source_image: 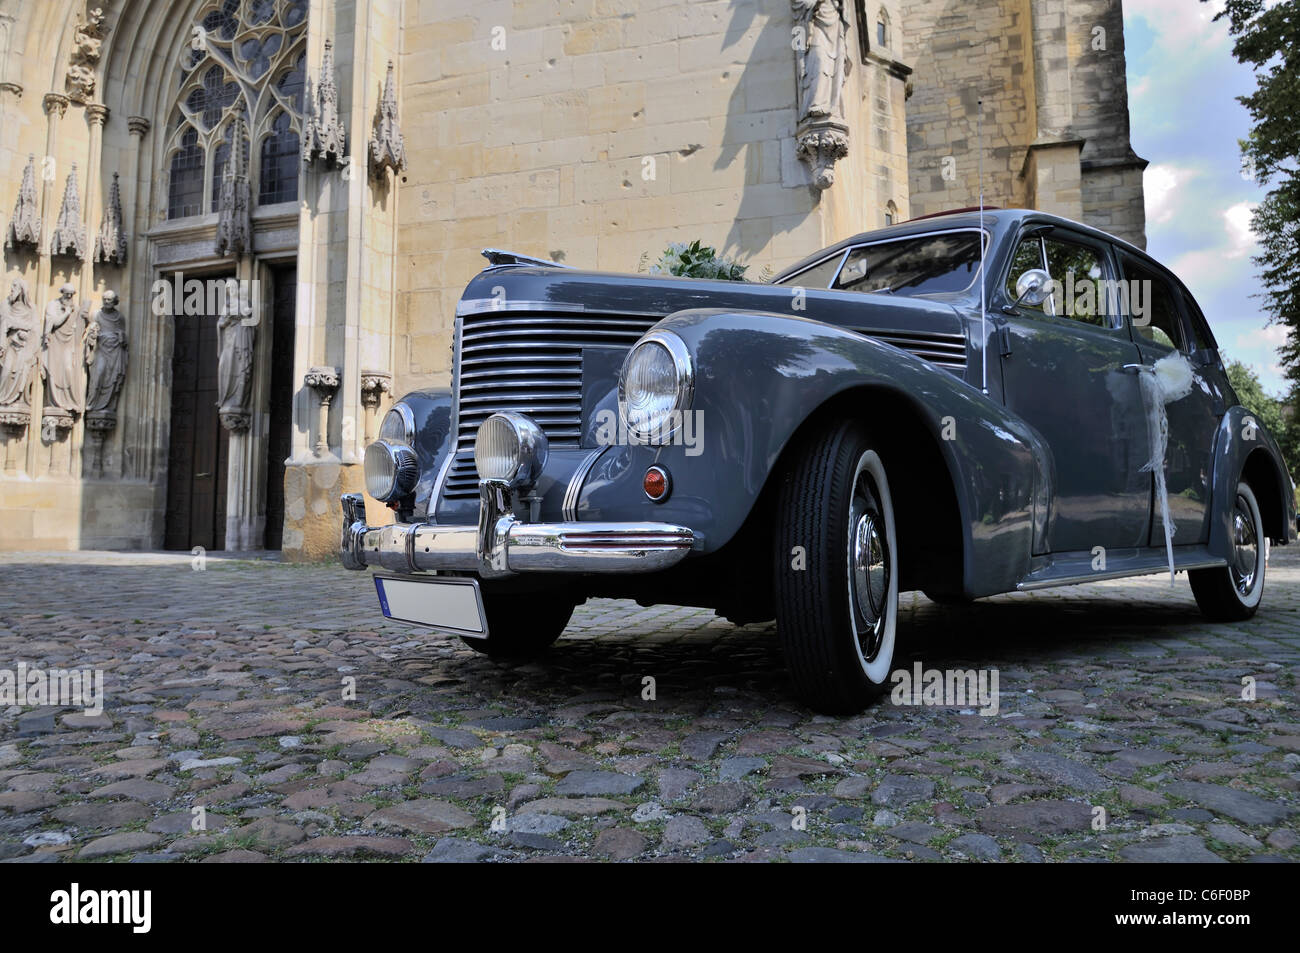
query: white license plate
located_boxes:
[373,574,488,638]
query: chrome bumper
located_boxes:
[340,484,695,577]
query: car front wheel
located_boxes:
[774,420,899,714]
[1189,480,1267,621]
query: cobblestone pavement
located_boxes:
[1,546,1297,863]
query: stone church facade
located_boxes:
[0,0,1144,558]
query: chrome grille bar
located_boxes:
[443,311,658,499]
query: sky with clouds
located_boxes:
[1124,0,1290,396]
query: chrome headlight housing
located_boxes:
[378,402,415,444]
[474,412,549,489]
[618,329,694,441]
[364,439,418,502]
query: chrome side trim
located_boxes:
[423,316,462,517]
[1016,557,1226,591]
[455,299,666,318]
[457,299,589,317]
[564,447,606,521]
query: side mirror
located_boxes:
[1013,269,1052,308]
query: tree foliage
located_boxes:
[1213,0,1300,384]
[1226,359,1299,482]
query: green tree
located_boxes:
[1225,359,1299,481]
[1213,0,1300,385]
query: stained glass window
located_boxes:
[259,112,300,205]
[164,0,306,221]
[167,128,204,219]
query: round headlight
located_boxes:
[474,412,549,488]
[378,402,415,444]
[364,439,418,501]
[618,330,693,440]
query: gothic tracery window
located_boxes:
[259,111,300,204]
[165,0,308,220]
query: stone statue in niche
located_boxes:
[84,289,127,432]
[41,283,87,415]
[793,0,850,120]
[216,289,255,433]
[0,278,38,413]
[792,0,851,190]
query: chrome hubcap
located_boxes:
[848,472,890,662]
[1230,493,1258,597]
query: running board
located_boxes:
[1016,546,1227,592]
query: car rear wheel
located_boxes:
[1189,480,1266,622]
[459,589,574,659]
[774,420,899,714]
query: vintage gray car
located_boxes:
[341,208,1295,714]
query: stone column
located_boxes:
[119,115,150,481]
[306,366,340,457]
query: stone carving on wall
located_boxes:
[5,154,40,250]
[305,366,340,456]
[302,39,346,168]
[792,0,851,190]
[66,6,109,103]
[216,292,255,433]
[368,61,406,180]
[360,369,391,442]
[0,278,38,425]
[215,118,251,258]
[94,171,127,266]
[49,164,87,260]
[83,290,127,433]
[39,284,88,440]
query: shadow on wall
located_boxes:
[714,0,817,263]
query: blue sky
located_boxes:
[1124,0,1289,395]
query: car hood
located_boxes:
[455,266,969,346]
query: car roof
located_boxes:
[771,208,1154,282]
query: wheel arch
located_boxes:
[760,385,966,597]
[1210,406,1296,552]
[1242,447,1287,543]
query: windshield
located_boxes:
[777,231,985,297]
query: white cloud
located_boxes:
[1234,324,1288,351]
[1144,164,1196,226]
[1223,201,1257,258]
[1127,0,1227,50]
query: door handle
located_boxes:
[195,472,211,478]
[1121,363,1148,373]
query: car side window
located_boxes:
[1006,234,1110,327]
[784,253,842,289]
[1180,289,1216,353]
[1121,256,1184,352]
[1042,237,1109,326]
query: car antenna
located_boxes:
[977,96,988,396]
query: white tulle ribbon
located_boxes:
[1134,353,1196,584]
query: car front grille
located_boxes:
[441,311,659,499]
[440,312,968,501]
